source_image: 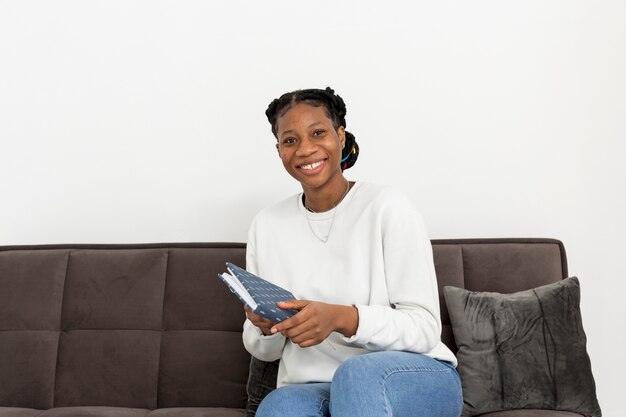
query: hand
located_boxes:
[244,306,276,336]
[270,300,358,348]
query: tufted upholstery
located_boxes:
[0,239,569,417]
[0,244,249,416]
[432,238,567,353]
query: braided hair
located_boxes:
[265,87,360,171]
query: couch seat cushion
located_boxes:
[0,408,246,417]
[0,407,150,417]
[148,408,245,417]
[0,408,46,417]
[480,410,584,417]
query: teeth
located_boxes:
[301,161,323,170]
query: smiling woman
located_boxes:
[266,88,359,213]
[275,102,347,206]
[242,87,462,417]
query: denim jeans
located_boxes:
[256,351,463,417]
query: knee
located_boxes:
[332,354,371,388]
[256,384,329,417]
[256,388,294,417]
[331,353,463,417]
[332,351,402,388]
[332,352,402,399]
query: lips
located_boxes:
[297,158,327,175]
[300,160,323,170]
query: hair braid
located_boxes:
[265,87,360,171]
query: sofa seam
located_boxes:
[155,248,170,409]
[459,245,466,289]
[51,249,71,408]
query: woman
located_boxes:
[243,87,462,417]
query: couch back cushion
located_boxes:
[0,239,567,409]
[432,239,568,351]
[0,244,248,410]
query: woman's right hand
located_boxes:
[244,306,276,336]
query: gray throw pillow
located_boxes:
[444,277,601,417]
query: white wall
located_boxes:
[1,1,623,414]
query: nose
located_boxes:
[295,136,317,157]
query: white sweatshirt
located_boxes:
[242,182,456,387]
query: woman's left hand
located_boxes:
[271,300,358,348]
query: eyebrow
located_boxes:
[280,122,324,137]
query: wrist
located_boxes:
[334,304,359,338]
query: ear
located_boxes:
[338,126,346,149]
[275,142,280,157]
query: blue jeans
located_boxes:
[256,351,463,417]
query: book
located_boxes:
[217,262,298,323]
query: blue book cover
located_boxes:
[217,262,298,323]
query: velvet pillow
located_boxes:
[444,277,601,417]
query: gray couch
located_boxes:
[0,239,585,416]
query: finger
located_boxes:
[276,299,311,310]
[287,326,325,344]
[298,338,323,348]
[270,308,310,334]
[246,312,273,328]
[292,333,326,348]
[245,309,267,322]
[252,319,271,329]
[258,317,275,327]
[281,320,318,340]
[271,318,296,334]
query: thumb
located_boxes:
[277,299,310,310]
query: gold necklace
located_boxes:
[303,181,351,243]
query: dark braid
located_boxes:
[265,87,360,171]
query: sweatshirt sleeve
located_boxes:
[343,191,442,353]
[241,215,286,362]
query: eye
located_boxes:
[313,129,325,137]
[282,137,296,145]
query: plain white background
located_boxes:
[1,1,623,414]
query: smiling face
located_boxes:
[275,102,346,193]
